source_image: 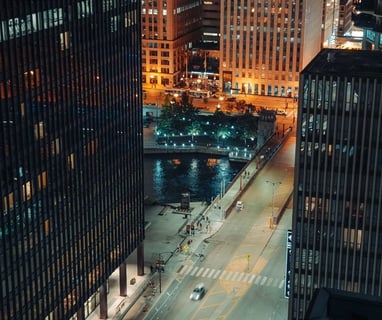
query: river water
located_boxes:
[144,153,245,204]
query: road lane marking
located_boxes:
[242,274,250,282]
[181,265,286,289]
[196,267,204,277]
[231,272,239,281]
[237,273,245,282]
[182,265,192,275]
[207,269,215,278]
[202,268,210,277]
[190,267,199,276]
[212,270,221,279]
[248,274,256,283]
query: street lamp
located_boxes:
[155,255,165,294]
[266,180,281,228]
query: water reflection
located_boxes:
[144,154,245,204]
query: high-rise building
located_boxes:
[200,0,220,49]
[352,0,382,50]
[0,1,144,319]
[321,0,339,47]
[337,0,353,37]
[290,48,382,319]
[219,0,323,97]
[141,0,203,89]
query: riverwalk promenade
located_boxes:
[87,125,293,320]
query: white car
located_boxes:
[190,283,206,300]
[236,201,244,210]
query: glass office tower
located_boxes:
[0,1,144,319]
[290,49,382,319]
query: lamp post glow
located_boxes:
[266,180,281,228]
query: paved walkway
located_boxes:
[87,128,293,320]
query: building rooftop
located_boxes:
[302,49,382,78]
[306,287,382,320]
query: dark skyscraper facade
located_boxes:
[290,49,382,319]
[0,1,144,319]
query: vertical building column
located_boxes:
[120,262,127,296]
[137,242,144,276]
[99,283,108,319]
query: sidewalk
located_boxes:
[87,130,291,320]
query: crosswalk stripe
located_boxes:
[213,270,221,279]
[228,271,236,281]
[207,269,215,278]
[231,272,239,281]
[182,266,284,288]
[223,271,231,280]
[196,267,204,277]
[237,273,246,282]
[190,267,199,276]
[260,276,268,286]
[242,273,250,282]
[183,265,192,275]
[202,268,210,277]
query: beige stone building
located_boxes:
[219,0,323,97]
[141,0,203,89]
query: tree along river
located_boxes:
[144,153,245,205]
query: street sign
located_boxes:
[284,229,292,299]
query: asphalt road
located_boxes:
[141,135,295,320]
[143,88,297,113]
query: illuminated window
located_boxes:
[22,181,32,201]
[343,228,362,249]
[87,139,97,155]
[38,171,47,190]
[51,138,60,155]
[77,0,93,18]
[3,192,14,212]
[34,121,44,139]
[103,0,116,12]
[68,153,75,170]
[110,16,119,32]
[20,102,25,117]
[60,31,70,50]
[44,219,50,235]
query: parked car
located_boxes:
[190,283,206,300]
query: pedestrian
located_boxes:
[191,224,195,236]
